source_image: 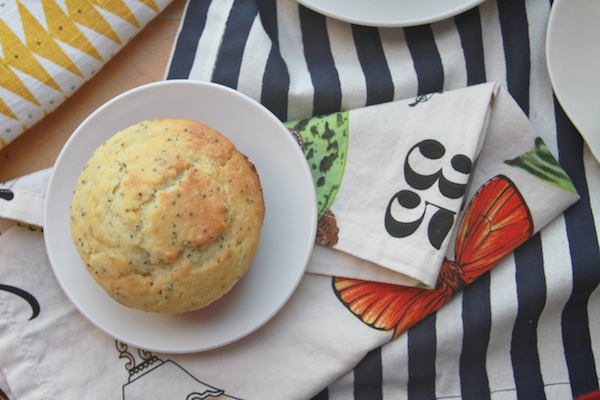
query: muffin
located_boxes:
[69,119,265,313]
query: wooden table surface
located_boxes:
[0,0,186,233]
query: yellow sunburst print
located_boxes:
[0,0,169,150]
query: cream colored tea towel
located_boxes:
[0,84,579,400]
[289,83,579,288]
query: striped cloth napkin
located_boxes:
[0,0,172,150]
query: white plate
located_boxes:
[44,81,317,354]
[296,0,486,27]
[547,0,600,163]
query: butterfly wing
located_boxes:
[455,175,534,283]
[333,274,454,339]
[332,175,534,340]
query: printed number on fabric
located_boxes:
[385,139,472,250]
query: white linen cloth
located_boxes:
[0,81,579,399]
[297,82,496,287]
[298,82,578,288]
[0,168,51,227]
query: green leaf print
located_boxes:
[504,137,577,195]
[285,111,349,214]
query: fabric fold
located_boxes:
[0,168,51,228]
[289,83,579,288]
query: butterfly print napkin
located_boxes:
[290,82,578,289]
[0,83,579,400]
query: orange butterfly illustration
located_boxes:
[333,175,534,340]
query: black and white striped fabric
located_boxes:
[165,0,600,398]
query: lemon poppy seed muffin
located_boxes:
[69,119,265,313]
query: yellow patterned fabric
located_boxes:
[0,0,172,149]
